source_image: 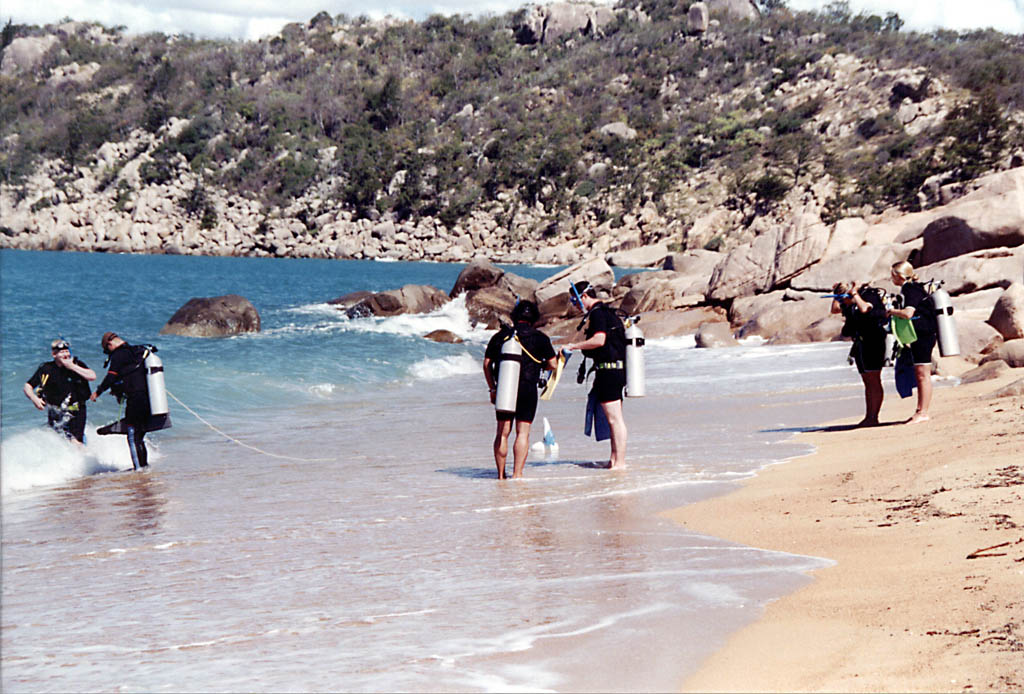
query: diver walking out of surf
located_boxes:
[23,338,96,444]
[91,332,171,469]
[483,300,558,479]
[563,281,630,470]
[830,282,888,427]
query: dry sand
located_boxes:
[667,369,1024,693]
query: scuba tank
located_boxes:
[928,284,960,357]
[624,317,646,397]
[143,347,169,415]
[494,334,522,415]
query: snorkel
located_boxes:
[568,281,585,311]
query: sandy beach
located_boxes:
[668,368,1024,693]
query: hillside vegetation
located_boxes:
[1,0,1022,259]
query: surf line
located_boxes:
[166,390,336,462]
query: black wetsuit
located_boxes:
[899,282,938,365]
[485,322,556,423]
[26,358,92,442]
[581,303,627,403]
[96,343,151,468]
[839,288,888,373]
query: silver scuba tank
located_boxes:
[624,319,646,397]
[144,349,169,415]
[494,336,522,415]
[930,286,960,357]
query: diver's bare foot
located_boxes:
[855,418,879,427]
[906,413,930,424]
[608,461,627,470]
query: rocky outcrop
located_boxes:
[1,36,60,75]
[159,294,261,337]
[688,2,710,32]
[345,284,449,318]
[986,282,1024,340]
[514,2,623,45]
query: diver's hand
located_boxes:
[31,396,46,410]
[90,392,99,402]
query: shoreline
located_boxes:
[666,370,1024,692]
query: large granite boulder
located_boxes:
[465,285,518,329]
[328,290,375,310]
[954,287,1006,321]
[1,36,60,76]
[624,307,728,339]
[688,2,709,32]
[450,258,504,297]
[955,316,1004,359]
[534,257,615,305]
[918,215,1024,266]
[980,339,1024,368]
[735,298,832,343]
[789,244,907,292]
[346,284,449,318]
[986,282,1024,340]
[822,218,869,260]
[606,241,668,267]
[160,294,261,337]
[707,231,777,300]
[771,209,831,286]
[919,246,1024,295]
[618,272,706,314]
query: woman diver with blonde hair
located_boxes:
[887,260,937,423]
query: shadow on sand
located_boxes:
[761,420,904,434]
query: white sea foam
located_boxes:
[345,294,492,343]
[1,426,136,494]
[408,353,479,380]
[308,382,336,397]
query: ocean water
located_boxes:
[1,249,866,692]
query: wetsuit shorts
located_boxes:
[909,330,937,365]
[496,382,540,423]
[591,368,625,403]
[851,338,886,374]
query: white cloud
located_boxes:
[786,0,1024,34]
[3,0,1023,40]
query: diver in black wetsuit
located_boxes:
[91,332,151,468]
[831,281,888,427]
[23,338,96,443]
[563,281,629,469]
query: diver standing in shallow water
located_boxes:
[831,281,888,427]
[23,338,96,443]
[91,332,152,468]
[483,300,558,479]
[563,281,629,469]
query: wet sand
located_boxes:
[667,369,1024,692]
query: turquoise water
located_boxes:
[1,249,865,692]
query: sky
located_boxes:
[2,0,1023,42]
